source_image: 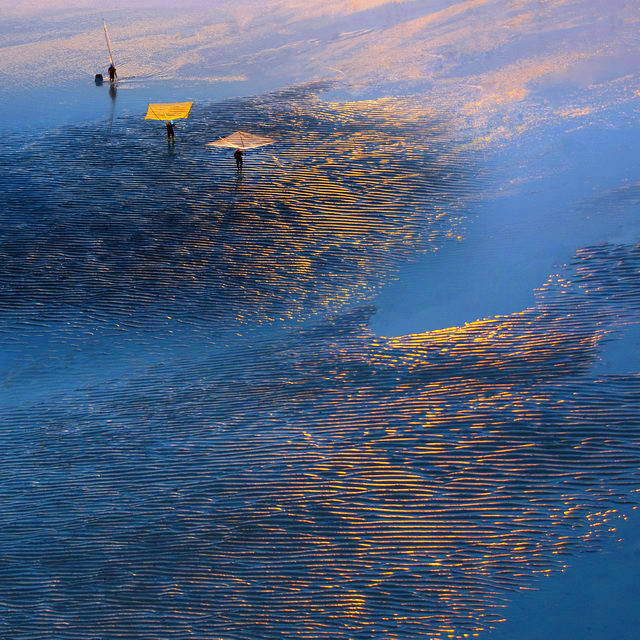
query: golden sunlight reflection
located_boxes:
[1,3,640,638]
[4,245,635,638]
[0,90,476,330]
[174,244,637,638]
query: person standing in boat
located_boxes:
[166,121,176,141]
[108,63,117,83]
[234,148,243,170]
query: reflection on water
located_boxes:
[0,238,639,638]
[0,84,475,333]
[1,78,639,639]
[107,83,117,138]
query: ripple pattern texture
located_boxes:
[1,86,639,640]
[0,85,475,331]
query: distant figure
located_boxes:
[166,121,176,141]
[234,148,243,170]
[108,63,117,83]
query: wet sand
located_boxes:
[1,2,639,639]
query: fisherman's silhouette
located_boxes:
[234,148,243,170]
[166,121,176,141]
[108,63,117,83]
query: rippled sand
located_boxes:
[0,85,475,331]
[1,87,639,639]
[2,241,639,638]
[1,1,639,639]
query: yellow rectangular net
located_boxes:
[145,102,193,121]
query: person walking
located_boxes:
[234,148,244,170]
[108,63,117,83]
[166,121,176,141]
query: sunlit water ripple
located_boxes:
[0,84,639,640]
[0,84,476,333]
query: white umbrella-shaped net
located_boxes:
[206,131,276,150]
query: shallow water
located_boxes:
[1,2,639,639]
[0,85,475,330]
[2,244,640,639]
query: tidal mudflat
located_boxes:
[1,2,639,638]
